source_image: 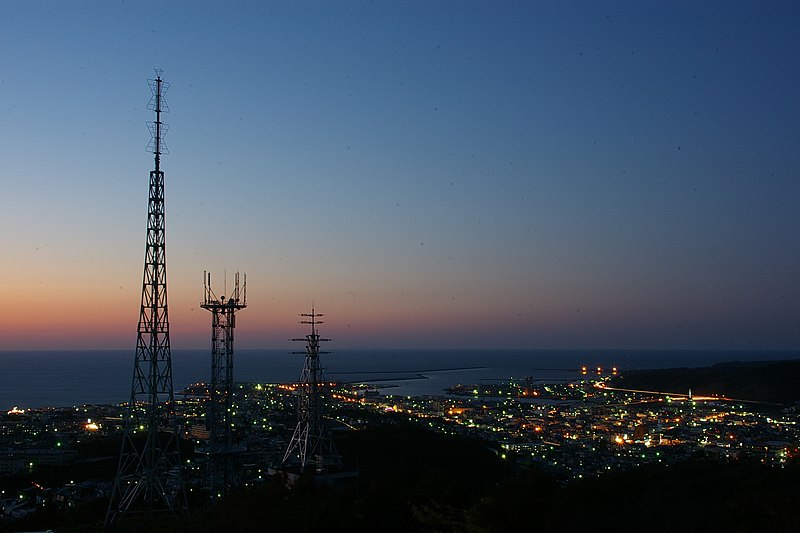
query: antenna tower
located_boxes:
[282,307,340,473]
[107,70,187,524]
[201,271,246,499]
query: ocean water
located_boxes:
[0,349,797,410]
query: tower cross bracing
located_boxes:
[282,308,340,473]
[106,70,187,524]
[201,271,246,499]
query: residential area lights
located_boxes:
[0,376,798,522]
[349,378,798,478]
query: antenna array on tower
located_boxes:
[106,70,187,525]
[200,271,247,499]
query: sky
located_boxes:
[1,1,799,351]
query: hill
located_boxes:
[9,424,800,533]
[610,359,800,404]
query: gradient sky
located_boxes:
[1,1,799,351]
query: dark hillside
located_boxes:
[11,425,800,533]
[471,460,800,532]
[610,359,800,404]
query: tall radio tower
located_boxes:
[201,271,246,499]
[282,308,340,473]
[107,70,187,524]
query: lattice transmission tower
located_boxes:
[107,70,188,524]
[201,271,246,499]
[282,308,341,473]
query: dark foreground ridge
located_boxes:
[7,424,800,533]
[611,359,800,404]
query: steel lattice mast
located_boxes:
[282,307,340,472]
[107,70,187,525]
[201,271,246,499]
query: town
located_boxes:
[2,373,798,524]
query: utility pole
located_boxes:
[282,307,340,473]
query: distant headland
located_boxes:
[610,359,800,405]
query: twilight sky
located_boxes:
[1,1,798,351]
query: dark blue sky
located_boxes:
[1,1,798,350]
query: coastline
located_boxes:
[2,349,799,409]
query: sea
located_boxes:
[0,349,798,410]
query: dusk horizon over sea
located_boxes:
[4,4,800,529]
[2,3,799,356]
[2,348,798,411]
